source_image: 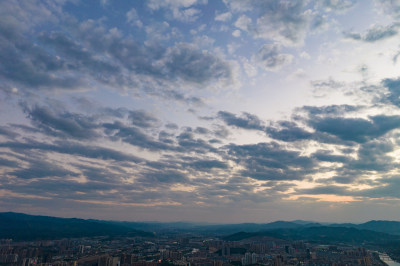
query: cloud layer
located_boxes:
[1,0,400,222]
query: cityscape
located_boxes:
[0,232,390,266]
[0,213,400,266]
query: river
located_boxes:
[379,253,400,266]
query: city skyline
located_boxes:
[1,0,400,223]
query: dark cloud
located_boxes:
[138,170,189,185]
[194,127,210,135]
[298,174,400,200]
[344,24,399,42]
[72,20,235,90]
[348,140,395,171]
[11,160,77,179]
[165,123,179,130]
[0,6,235,100]
[329,175,358,185]
[309,115,400,143]
[213,125,230,139]
[164,43,233,84]
[299,104,360,117]
[25,105,99,139]
[187,159,228,171]
[0,33,85,90]
[38,31,120,75]
[0,140,142,163]
[0,126,18,139]
[218,111,264,130]
[103,121,171,151]
[155,89,203,104]
[77,164,125,184]
[0,157,19,167]
[253,44,293,71]
[209,139,222,144]
[128,110,159,128]
[176,131,215,153]
[158,130,175,144]
[4,178,121,200]
[266,121,312,142]
[355,176,400,199]
[382,77,400,106]
[226,142,315,181]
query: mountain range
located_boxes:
[1,212,400,242]
[0,212,153,240]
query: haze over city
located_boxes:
[1,0,400,223]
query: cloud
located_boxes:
[218,111,265,130]
[382,77,400,106]
[0,127,19,139]
[146,0,207,22]
[252,43,293,71]
[299,104,361,117]
[0,140,143,163]
[11,159,77,179]
[164,43,234,85]
[348,139,395,171]
[1,9,236,100]
[128,110,159,128]
[176,131,215,153]
[378,0,400,19]
[310,78,344,97]
[194,127,210,134]
[296,185,349,196]
[103,121,171,151]
[138,170,189,184]
[188,159,228,170]
[0,32,85,90]
[215,11,232,22]
[0,157,19,168]
[309,115,400,143]
[311,150,349,163]
[344,24,399,42]
[24,105,100,140]
[321,0,358,12]
[310,14,329,32]
[76,20,235,89]
[355,176,400,199]
[126,8,143,28]
[234,15,252,32]
[224,0,311,45]
[165,123,179,130]
[4,0,400,220]
[0,0,64,33]
[266,121,313,142]
[226,142,316,181]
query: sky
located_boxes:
[1,0,400,223]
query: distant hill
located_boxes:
[101,219,400,236]
[2,212,400,243]
[223,226,400,245]
[192,221,307,234]
[330,220,400,236]
[0,212,153,241]
[166,221,321,234]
